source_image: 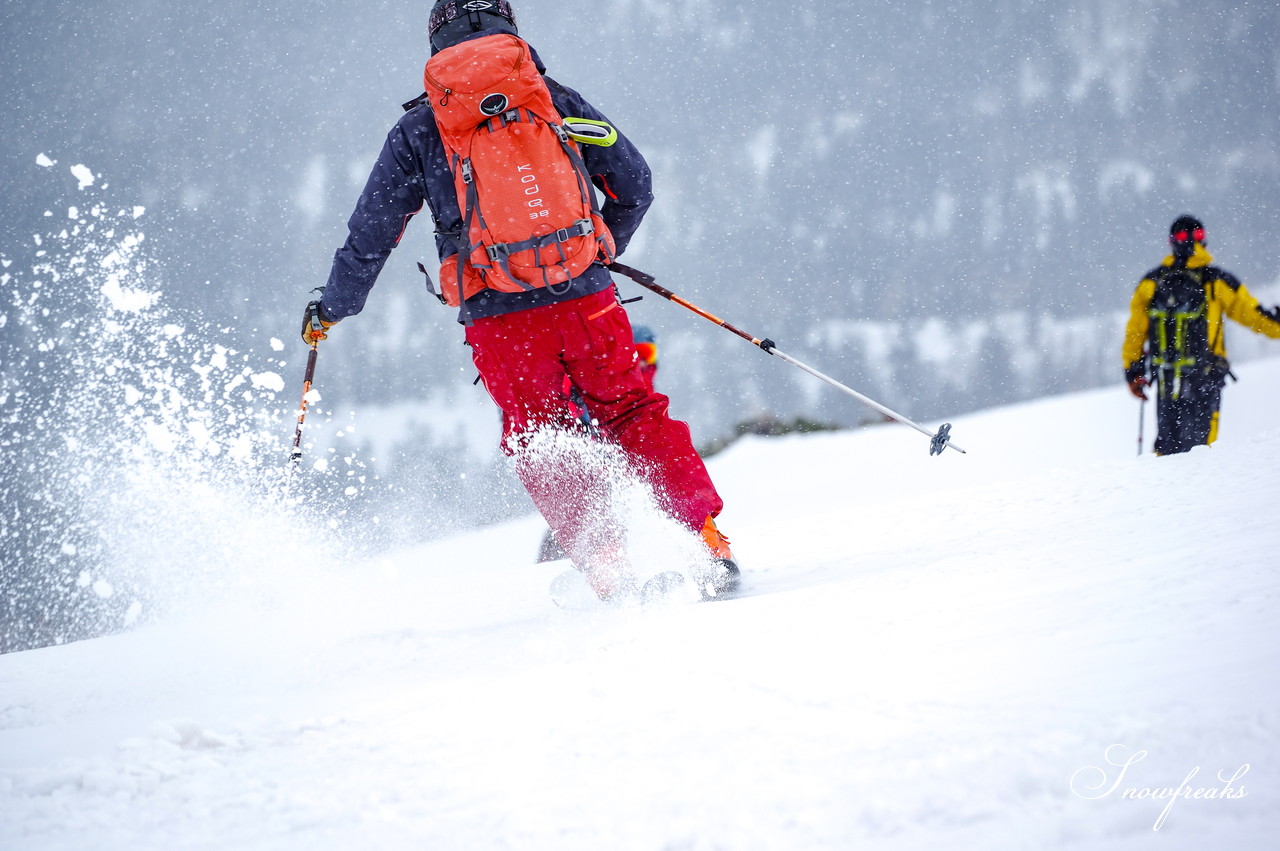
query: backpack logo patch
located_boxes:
[479,93,509,116]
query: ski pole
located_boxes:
[1137,354,1148,456]
[1137,391,1147,456]
[608,263,965,456]
[289,342,320,473]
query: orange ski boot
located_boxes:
[698,515,741,597]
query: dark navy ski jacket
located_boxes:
[320,32,654,323]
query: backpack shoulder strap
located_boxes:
[542,75,569,101]
[1203,265,1242,292]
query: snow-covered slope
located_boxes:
[3,361,1279,849]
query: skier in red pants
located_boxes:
[301,1,736,599]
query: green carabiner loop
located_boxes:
[562,117,618,147]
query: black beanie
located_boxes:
[429,0,518,53]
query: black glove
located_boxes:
[301,300,337,345]
[1124,362,1147,400]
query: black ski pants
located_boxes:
[1154,377,1222,455]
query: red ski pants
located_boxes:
[464,288,723,560]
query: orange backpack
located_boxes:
[423,34,616,307]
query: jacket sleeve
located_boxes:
[1213,270,1280,340]
[1121,276,1156,369]
[322,121,429,320]
[546,78,654,256]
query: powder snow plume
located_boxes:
[0,164,372,652]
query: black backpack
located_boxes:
[1146,266,1227,399]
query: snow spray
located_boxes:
[0,160,369,652]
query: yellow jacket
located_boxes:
[1122,243,1280,370]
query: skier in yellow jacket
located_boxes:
[1122,215,1280,455]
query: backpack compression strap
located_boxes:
[484,219,597,292]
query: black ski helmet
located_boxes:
[429,0,518,53]
[1168,214,1205,261]
[1169,214,1205,242]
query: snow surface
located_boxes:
[3,360,1280,849]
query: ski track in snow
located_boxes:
[2,361,1280,849]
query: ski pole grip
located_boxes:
[608,262,653,286]
[609,262,675,299]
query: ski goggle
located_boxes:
[1169,227,1205,243]
[635,342,658,365]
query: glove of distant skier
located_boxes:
[301,300,337,345]
[1124,362,1148,400]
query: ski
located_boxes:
[548,565,739,609]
